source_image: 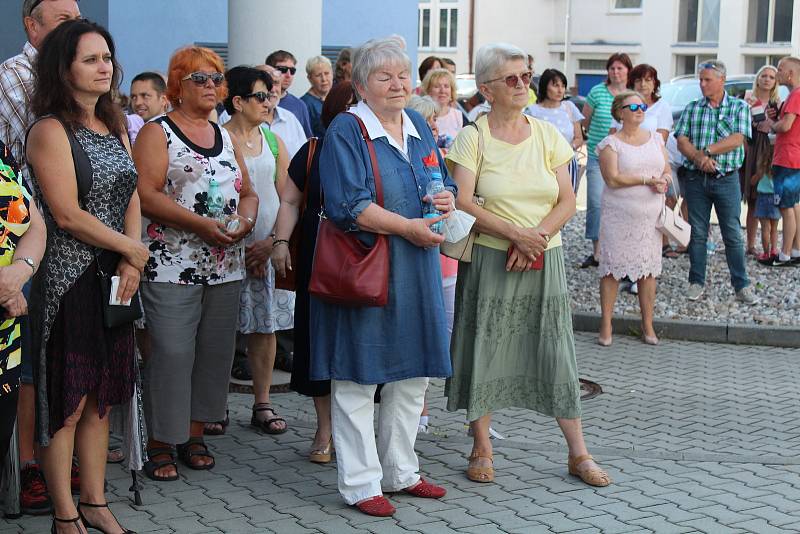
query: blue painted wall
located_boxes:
[0,0,108,60]
[109,0,227,91]
[323,0,418,68]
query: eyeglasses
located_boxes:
[485,71,532,88]
[275,65,297,75]
[182,72,224,87]
[623,103,648,112]
[244,91,269,103]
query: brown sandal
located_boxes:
[568,454,611,487]
[466,452,494,483]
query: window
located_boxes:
[678,0,720,42]
[438,8,457,48]
[578,59,608,70]
[674,54,717,76]
[747,0,794,43]
[745,55,784,73]
[418,8,431,48]
[612,0,643,10]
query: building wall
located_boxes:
[0,0,108,61]
[109,0,227,90]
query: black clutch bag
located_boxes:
[96,252,142,329]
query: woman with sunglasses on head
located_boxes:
[580,52,632,269]
[134,46,258,482]
[596,91,671,347]
[445,43,610,488]
[26,19,144,534]
[222,66,290,436]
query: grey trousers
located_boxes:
[141,281,241,444]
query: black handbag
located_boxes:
[61,119,143,328]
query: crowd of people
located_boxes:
[0,0,799,531]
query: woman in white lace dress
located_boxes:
[597,91,671,346]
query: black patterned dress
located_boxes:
[30,126,138,444]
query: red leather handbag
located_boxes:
[308,113,389,307]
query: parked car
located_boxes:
[661,75,790,123]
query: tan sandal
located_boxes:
[568,454,611,487]
[466,453,494,483]
[309,438,334,464]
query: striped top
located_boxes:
[585,83,615,158]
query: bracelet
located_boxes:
[642,176,646,185]
[273,239,290,247]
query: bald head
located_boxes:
[777,56,800,88]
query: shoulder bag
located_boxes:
[308,114,389,307]
[274,137,316,291]
[656,196,691,248]
[440,121,485,262]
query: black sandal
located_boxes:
[176,437,215,470]
[51,516,83,534]
[77,502,136,533]
[251,403,288,435]
[143,447,178,482]
[203,409,229,436]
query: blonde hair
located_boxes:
[753,65,780,104]
[611,90,645,121]
[421,68,457,104]
[305,55,332,75]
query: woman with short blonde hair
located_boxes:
[302,55,333,137]
[421,68,464,152]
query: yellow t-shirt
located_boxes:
[445,114,573,252]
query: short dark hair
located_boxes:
[605,52,632,84]
[627,63,661,102]
[265,50,296,67]
[32,18,125,139]
[538,69,568,103]
[131,71,166,94]
[321,81,356,128]
[223,66,273,115]
[334,48,351,82]
[418,55,441,82]
[441,58,455,68]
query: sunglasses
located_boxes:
[698,62,725,74]
[244,91,269,103]
[182,72,224,87]
[486,71,532,88]
[623,103,648,112]
[275,65,297,75]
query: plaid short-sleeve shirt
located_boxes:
[673,91,751,174]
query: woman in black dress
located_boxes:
[270,82,356,463]
[26,20,147,534]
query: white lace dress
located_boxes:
[597,132,666,281]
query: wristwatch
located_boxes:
[703,147,713,157]
[14,257,35,275]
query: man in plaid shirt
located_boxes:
[675,60,757,305]
[0,0,80,517]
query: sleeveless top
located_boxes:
[29,124,138,445]
[244,128,279,245]
[142,116,245,285]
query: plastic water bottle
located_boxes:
[207,178,225,222]
[706,239,716,256]
[425,171,445,234]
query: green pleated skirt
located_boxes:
[445,245,582,421]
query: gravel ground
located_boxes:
[561,210,800,327]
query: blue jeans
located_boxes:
[684,170,749,290]
[584,156,603,242]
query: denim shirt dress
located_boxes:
[309,107,456,384]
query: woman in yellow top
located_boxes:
[445,43,610,488]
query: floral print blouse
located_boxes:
[142,116,245,286]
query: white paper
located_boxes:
[109,275,132,306]
[442,209,476,243]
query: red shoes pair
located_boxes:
[355,478,447,517]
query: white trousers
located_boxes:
[331,377,428,504]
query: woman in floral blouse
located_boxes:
[134,46,258,481]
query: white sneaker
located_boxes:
[687,284,704,301]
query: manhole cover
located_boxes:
[580,378,602,400]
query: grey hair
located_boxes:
[351,37,412,92]
[475,43,527,85]
[406,95,440,121]
[305,55,332,75]
[697,59,727,78]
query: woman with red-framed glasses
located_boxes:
[445,42,611,488]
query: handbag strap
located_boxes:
[300,137,317,214]
[346,112,385,208]
[468,118,485,192]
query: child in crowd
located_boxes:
[753,144,781,265]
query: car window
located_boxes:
[661,83,702,108]
[725,82,751,99]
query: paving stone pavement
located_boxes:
[4,332,800,533]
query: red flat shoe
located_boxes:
[403,477,446,499]
[355,495,395,517]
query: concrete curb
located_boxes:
[572,311,800,348]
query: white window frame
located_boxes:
[437,7,458,49]
[677,0,720,43]
[609,0,643,13]
[418,1,458,51]
[418,5,432,49]
[748,0,794,44]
